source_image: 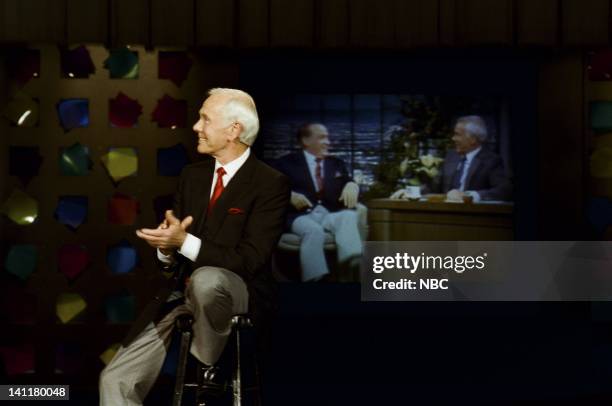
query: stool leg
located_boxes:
[253,352,262,406]
[232,326,242,406]
[173,328,192,406]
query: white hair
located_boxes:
[456,115,488,143]
[208,88,259,146]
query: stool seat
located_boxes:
[172,314,261,406]
[277,232,336,251]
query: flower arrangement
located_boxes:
[399,154,445,184]
[365,99,452,199]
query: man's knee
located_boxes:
[189,267,230,305]
[300,223,326,240]
[99,364,116,390]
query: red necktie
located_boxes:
[315,158,324,195]
[208,167,226,215]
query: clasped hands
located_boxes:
[290,181,359,211]
[136,210,193,256]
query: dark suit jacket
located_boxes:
[439,148,512,201]
[274,151,352,227]
[123,153,290,346]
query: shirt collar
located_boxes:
[464,146,482,164]
[214,147,250,178]
[303,149,320,165]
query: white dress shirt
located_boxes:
[303,150,324,192]
[158,148,251,264]
[459,146,482,202]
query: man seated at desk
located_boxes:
[394,115,512,202]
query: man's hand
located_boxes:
[136,210,194,252]
[291,191,313,211]
[446,189,465,202]
[157,219,172,256]
[390,188,409,199]
[339,181,359,208]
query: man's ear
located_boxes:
[227,122,243,142]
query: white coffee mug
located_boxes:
[405,186,421,199]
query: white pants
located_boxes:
[291,205,362,281]
[99,266,248,406]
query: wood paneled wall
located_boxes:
[0,0,611,48]
[537,52,586,239]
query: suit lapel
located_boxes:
[205,153,256,238]
[192,163,215,235]
[444,152,460,191]
[298,152,317,197]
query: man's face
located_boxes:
[192,95,234,157]
[302,124,330,158]
[452,123,479,155]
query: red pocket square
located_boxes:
[228,207,245,215]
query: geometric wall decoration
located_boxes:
[55,292,87,324]
[109,92,142,128]
[6,48,40,86]
[9,146,43,184]
[99,343,121,366]
[104,47,139,79]
[108,192,140,225]
[54,196,88,230]
[158,51,192,86]
[101,147,138,184]
[59,143,92,176]
[3,92,39,127]
[1,43,200,386]
[1,189,38,225]
[57,99,89,130]
[58,244,91,281]
[4,244,38,281]
[107,240,138,274]
[60,45,95,78]
[157,143,190,176]
[0,343,35,375]
[104,291,136,323]
[152,94,187,128]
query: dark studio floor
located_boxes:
[6,283,612,406]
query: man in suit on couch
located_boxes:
[274,123,362,282]
[99,88,290,405]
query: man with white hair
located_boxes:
[440,115,511,202]
[99,88,290,405]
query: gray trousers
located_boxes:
[291,205,362,281]
[99,266,249,406]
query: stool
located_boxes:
[172,314,261,406]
